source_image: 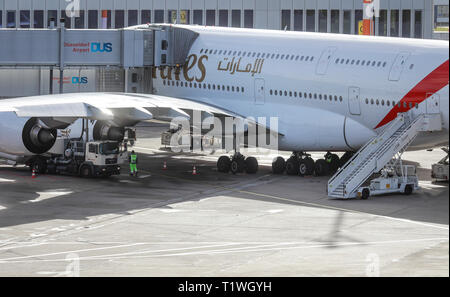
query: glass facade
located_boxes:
[331,10,339,33]
[0,4,432,40]
[206,10,215,26]
[379,10,388,36]
[306,10,315,32]
[231,10,241,28]
[390,10,399,37]
[281,10,290,31]
[293,10,303,31]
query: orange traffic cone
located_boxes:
[163,161,167,170]
[192,165,198,175]
[32,169,37,179]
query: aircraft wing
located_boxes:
[0,92,276,134]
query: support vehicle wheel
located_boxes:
[404,185,413,195]
[272,157,286,174]
[361,188,370,200]
[245,157,259,174]
[217,156,231,173]
[80,165,92,178]
[286,157,299,175]
[230,156,245,175]
[32,158,47,174]
[314,159,330,176]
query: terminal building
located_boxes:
[0,0,448,99]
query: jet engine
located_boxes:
[93,121,125,142]
[0,113,57,156]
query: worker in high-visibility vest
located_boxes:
[129,150,138,176]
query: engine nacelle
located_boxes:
[93,121,125,142]
[0,112,57,156]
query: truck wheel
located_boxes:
[361,188,370,200]
[404,185,413,195]
[33,158,47,174]
[80,165,92,178]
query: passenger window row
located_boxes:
[365,98,419,109]
[269,89,344,102]
[163,80,245,93]
[335,58,387,68]
[200,49,316,62]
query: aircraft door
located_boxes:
[389,52,411,81]
[426,93,441,114]
[348,87,361,115]
[316,47,337,75]
[254,78,265,105]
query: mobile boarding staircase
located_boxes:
[328,112,443,199]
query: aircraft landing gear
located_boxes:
[217,153,259,174]
[272,152,315,176]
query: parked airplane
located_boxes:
[0,25,448,177]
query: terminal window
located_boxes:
[168,10,177,24]
[193,10,203,25]
[89,10,98,29]
[402,10,411,38]
[415,10,423,38]
[355,10,363,35]
[232,10,241,28]
[306,10,315,32]
[331,10,339,33]
[390,10,399,37]
[379,10,388,36]
[115,10,124,28]
[154,10,164,23]
[206,10,215,26]
[61,10,72,28]
[244,10,253,28]
[47,10,57,28]
[319,10,328,33]
[34,10,44,28]
[20,10,30,28]
[343,10,351,34]
[142,10,151,24]
[281,10,291,30]
[219,10,228,27]
[129,10,138,26]
[180,10,190,24]
[7,11,16,28]
[294,10,303,31]
[75,10,85,29]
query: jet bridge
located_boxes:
[0,24,198,69]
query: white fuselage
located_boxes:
[152,25,449,152]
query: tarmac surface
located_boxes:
[0,124,448,277]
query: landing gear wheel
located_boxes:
[80,165,92,178]
[272,157,286,174]
[286,157,299,175]
[32,158,47,174]
[230,155,246,175]
[361,188,370,200]
[299,157,315,176]
[245,157,259,174]
[217,156,231,173]
[314,159,330,176]
[404,185,413,195]
[328,154,340,173]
